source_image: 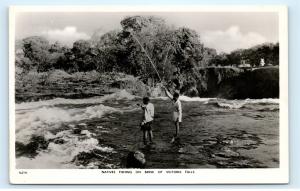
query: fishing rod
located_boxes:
[162,45,171,77]
[129,32,163,83]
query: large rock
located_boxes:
[181,67,279,99]
[126,151,146,168]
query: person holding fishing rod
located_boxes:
[129,30,182,143]
[163,85,182,143]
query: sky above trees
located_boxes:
[15,12,278,53]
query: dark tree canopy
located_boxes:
[209,43,279,67]
[16,15,279,88]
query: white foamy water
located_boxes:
[179,96,216,102]
[15,90,279,169]
[16,89,136,110]
[16,104,121,144]
[156,95,278,107]
[154,96,215,102]
[216,98,279,109]
[244,98,279,104]
[16,129,114,169]
[15,90,137,145]
[103,89,136,101]
[15,91,135,168]
[217,101,245,109]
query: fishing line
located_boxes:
[130,125,141,151]
[162,45,171,76]
[130,32,163,83]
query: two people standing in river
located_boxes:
[138,73,183,145]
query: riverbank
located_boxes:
[15,70,152,103]
[15,66,279,103]
[183,66,279,99]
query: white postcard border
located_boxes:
[9,5,289,184]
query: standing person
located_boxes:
[137,97,155,145]
[164,87,182,143]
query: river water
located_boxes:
[15,90,279,169]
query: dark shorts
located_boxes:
[141,121,152,131]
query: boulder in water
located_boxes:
[80,130,93,137]
[15,136,49,158]
[73,128,81,134]
[53,138,65,144]
[126,151,146,168]
[215,148,240,158]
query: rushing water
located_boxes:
[15,90,279,169]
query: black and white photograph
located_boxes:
[9,6,288,184]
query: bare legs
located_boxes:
[149,130,153,143]
[143,130,153,145]
[143,130,147,145]
[171,121,180,143]
[175,121,180,138]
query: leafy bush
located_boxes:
[15,15,279,96]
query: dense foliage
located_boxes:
[210,43,279,67]
[16,15,279,87]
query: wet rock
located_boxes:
[202,138,218,146]
[215,161,227,166]
[178,145,199,154]
[232,159,252,167]
[215,148,240,158]
[243,139,257,146]
[73,128,81,134]
[222,139,234,145]
[198,164,217,168]
[216,135,225,144]
[80,130,93,137]
[72,149,111,167]
[126,151,146,168]
[241,134,251,138]
[255,114,265,118]
[73,151,97,166]
[15,136,49,158]
[53,139,65,144]
[78,123,87,127]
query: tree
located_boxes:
[119,15,173,81]
[120,15,166,33]
[210,53,228,66]
[119,16,206,84]
[70,40,96,72]
[209,42,279,67]
[92,30,128,73]
[22,36,51,71]
[169,27,204,76]
[200,47,217,67]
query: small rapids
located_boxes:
[15,90,279,169]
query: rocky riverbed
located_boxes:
[15,91,279,169]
